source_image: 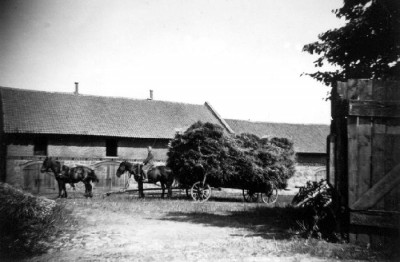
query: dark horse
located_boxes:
[41,157,99,198]
[116,161,174,198]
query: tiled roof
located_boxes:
[225,119,329,154]
[0,87,229,139]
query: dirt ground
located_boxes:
[24,191,372,262]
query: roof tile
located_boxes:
[0,87,225,139]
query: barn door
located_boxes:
[95,161,127,191]
[344,80,400,231]
[23,163,56,194]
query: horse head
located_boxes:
[41,157,57,173]
[116,161,129,178]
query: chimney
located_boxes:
[74,82,79,95]
[148,89,153,100]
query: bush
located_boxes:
[291,180,339,241]
[0,183,65,257]
[167,121,296,191]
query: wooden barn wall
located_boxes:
[4,134,170,190]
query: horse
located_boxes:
[116,161,174,198]
[40,157,99,198]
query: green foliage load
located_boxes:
[0,182,61,256]
[167,122,296,191]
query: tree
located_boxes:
[166,122,296,190]
[303,0,400,89]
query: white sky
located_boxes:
[0,0,344,124]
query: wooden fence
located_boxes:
[329,79,400,246]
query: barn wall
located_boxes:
[49,137,104,157]
[5,134,327,192]
[286,153,327,189]
[4,134,171,191]
[118,138,169,160]
[296,153,326,166]
[5,135,170,159]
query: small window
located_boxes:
[106,139,117,157]
[34,137,47,156]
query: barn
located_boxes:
[0,86,233,194]
[0,86,329,195]
[225,119,329,189]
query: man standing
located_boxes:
[142,146,154,182]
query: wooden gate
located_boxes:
[330,79,400,245]
[23,162,56,194]
[94,161,128,191]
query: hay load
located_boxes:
[167,121,296,191]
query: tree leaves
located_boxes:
[303,0,400,90]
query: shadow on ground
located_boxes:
[159,206,301,240]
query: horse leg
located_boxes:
[57,179,63,198]
[84,182,93,198]
[161,182,165,198]
[138,180,145,198]
[62,181,68,198]
[167,181,173,198]
[88,183,93,197]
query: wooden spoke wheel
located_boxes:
[261,183,278,204]
[190,181,211,202]
[242,189,259,202]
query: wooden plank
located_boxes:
[328,135,335,187]
[357,79,373,100]
[385,127,400,212]
[356,117,372,207]
[385,80,400,101]
[347,79,359,100]
[349,100,400,117]
[350,211,400,228]
[351,163,400,210]
[347,116,359,207]
[372,80,386,101]
[371,119,386,210]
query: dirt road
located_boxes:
[26,194,368,262]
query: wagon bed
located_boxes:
[189,177,278,204]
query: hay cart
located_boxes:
[189,172,278,204]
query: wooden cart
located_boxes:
[189,173,278,204]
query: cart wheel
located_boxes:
[261,183,278,204]
[191,181,211,202]
[243,189,259,202]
